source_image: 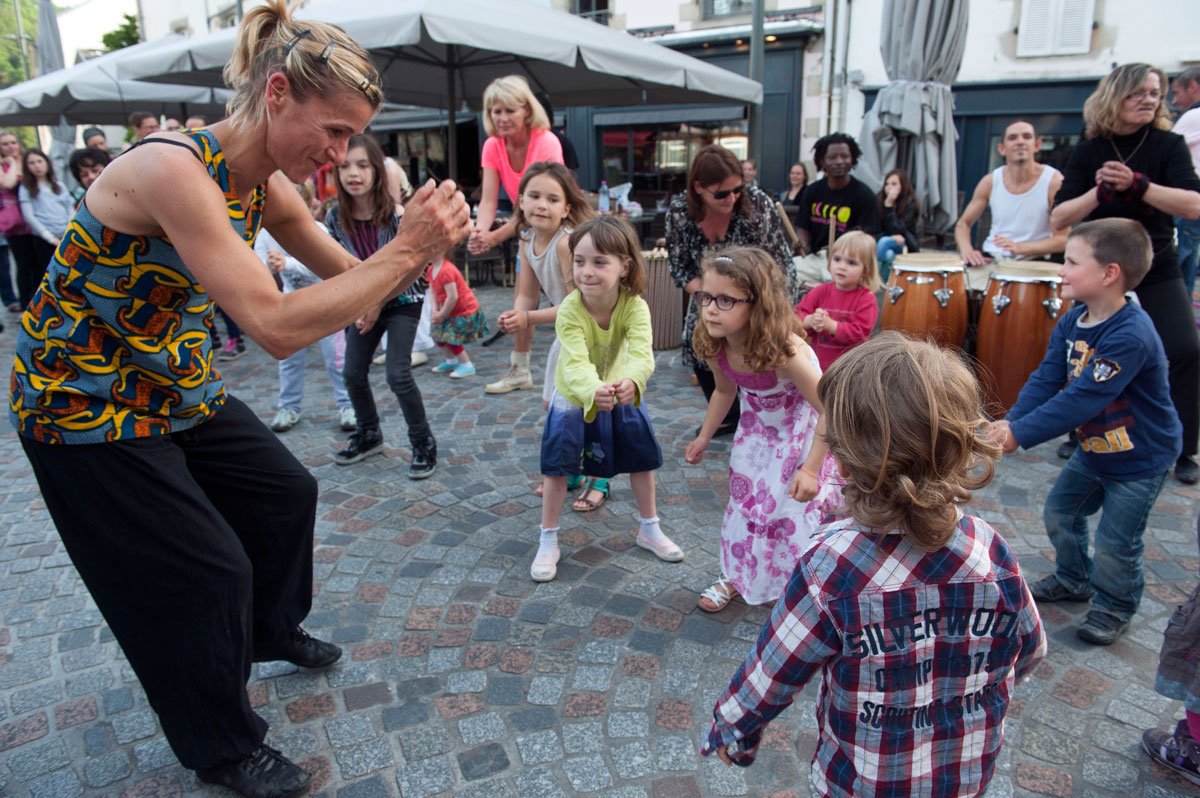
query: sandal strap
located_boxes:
[701,579,735,605]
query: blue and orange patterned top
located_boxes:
[9,129,267,444]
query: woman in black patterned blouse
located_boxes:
[666,145,796,434]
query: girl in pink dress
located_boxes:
[685,247,840,611]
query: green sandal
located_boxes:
[572,477,610,512]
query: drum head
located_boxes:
[990,260,1062,280]
[892,252,965,270]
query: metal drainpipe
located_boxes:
[819,0,835,139]
[835,0,851,133]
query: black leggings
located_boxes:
[20,397,318,769]
[1136,277,1200,459]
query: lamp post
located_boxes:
[11,0,31,80]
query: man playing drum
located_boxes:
[955,121,1068,267]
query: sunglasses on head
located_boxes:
[701,183,745,200]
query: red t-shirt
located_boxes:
[427,260,478,318]
[795,282,878,372]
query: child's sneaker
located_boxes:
[432,360,458,374]
[270,408,301,432]
[411,350,429,367]
[450,363,476,379]
[372,352,386,365]
[338,406,357,432]
[1143,719,1200,786]
[218,336,246,361]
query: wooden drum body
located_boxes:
[880,253,969,348]
[976,262,1065,415]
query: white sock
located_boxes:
[639,516,666,541]
[444,358,457,365]
[513,350,531,370]
[538,526,560,552]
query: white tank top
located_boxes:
[523,226,572,305]
[982,164,1060,259]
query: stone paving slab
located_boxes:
[0,282,1198,797]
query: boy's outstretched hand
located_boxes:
[985,420,1019,454]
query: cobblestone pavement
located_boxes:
[1,282,1199,798]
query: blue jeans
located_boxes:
[1176,216,1200,295]
[1043,453,1170,621]
[876,237,905,282]
[278,329,349,411]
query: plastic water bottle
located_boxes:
[598,181,610,213]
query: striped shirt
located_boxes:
[702,514,1046,798]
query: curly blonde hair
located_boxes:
[1083,63,1172,139]
[224,0,383,132]
[818,333,1001,550]
[692,247,806,374]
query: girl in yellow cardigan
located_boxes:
[533,217,684,581]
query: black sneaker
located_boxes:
[1077,609,1129,645]
[334,428,384,466]
[1143,719,1200,786]
[196,743,311,798]
[1056,439,1075,459]
[1028,574,1095,603]
[1176,456,1199,485]
[253,627,342,668]
[409,436,437,480]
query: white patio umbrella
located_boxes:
[855,0,968,234]
[116,0,764,177]
[35,0,75,184]
[0,34,231,127]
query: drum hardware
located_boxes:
[932,271,954,309]
[1042,295,1062,319]
[887,285,906,304]
[907,275,935,284]
[991,288,1012,315]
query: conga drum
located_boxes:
[880,253,969,348]
[976,261,1065,416]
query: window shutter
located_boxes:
[1017,0,1054,57]
[1055,0,1095,55]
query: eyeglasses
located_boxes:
[700,183,745,200]
[694,291,751,310]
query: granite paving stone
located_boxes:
[0,283,1196,797]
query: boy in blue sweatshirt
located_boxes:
[988,218,1181,646]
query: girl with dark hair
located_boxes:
[16,149,74,304]
[666,145,795,436]
[327,133,437,477]
[1050,62,1200,484]
[875,168,921,280]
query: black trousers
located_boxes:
[693,363,740,428]
[343,301,431,446]
[1136,277,1200,459]
[20,396,318,770]
[8,233,46,308]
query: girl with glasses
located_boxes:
[666,145,796,438]
[684,247,839,612]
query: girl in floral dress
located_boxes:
[685,247,839,611]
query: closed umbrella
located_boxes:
[855,0,968,233]
[116,0,764,177]
[0,35,230,127]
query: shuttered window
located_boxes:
[1017,0,1095,57]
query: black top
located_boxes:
[880,202,921,252]
[794,177,880,246]
[1055,125,1200,286]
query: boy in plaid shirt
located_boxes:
[701,334,1046,797]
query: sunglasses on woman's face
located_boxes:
[701,183,745,200]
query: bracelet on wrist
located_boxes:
[799,466,820,480]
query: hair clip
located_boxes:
[283,29,311,55]
[319,40,337,64]
[713,256,735,263]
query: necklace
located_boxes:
[1110,127,1150,165]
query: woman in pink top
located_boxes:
[468,75,564,394]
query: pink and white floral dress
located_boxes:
[716,347,841,605]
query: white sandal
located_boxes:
[699,579,737,612]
